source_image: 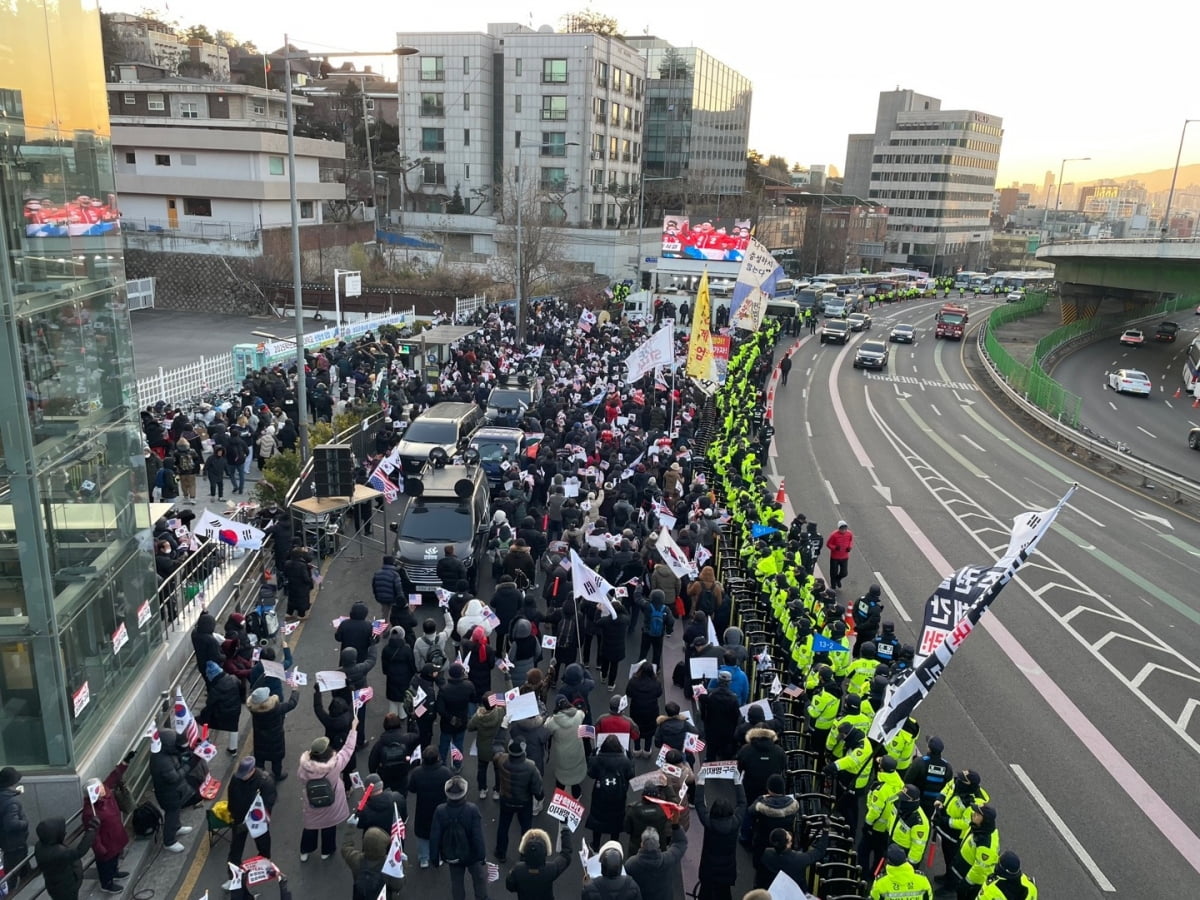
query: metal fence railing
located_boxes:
[135,354,239,410]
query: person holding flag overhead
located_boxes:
[340,825,401,900]
[148,724,198,853]
[226,756,277,871]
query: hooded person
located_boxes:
[335,600,375,662]
[464,624,495,699]
[736,725,786,814]
[544,697,587,799]
[747,774,800,888]
[341,824,403,900]
[226,755,277,869]
[456,598,494,639]
[434,662,476,764]
[555,662,596,724]
[369,713,422,794]
[149,731,198,852]
[313,684,357,789]
[0,766,29,885]
[298,721,360,861]
[199,659,245,754]
[694,771,748,900]
[79,757,132,894]
[586,735,635,846]
[34,816,99,900]
[493,740,546,862]
[191,612,224,681]
[247,684,301,781]
[505,826,573,900]
[979,850,1038,900]
[508,617,542,686]
[581,840,642,900]
[336,643,379,748]
[381,626,417,718]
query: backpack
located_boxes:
[132,801,164,839]
[353,861,388,900]
[305,775,335,808]
[647,604,666,638]
[175,451,196,474]
[377,739,410,782]
[439,813,471,864]
[696,587,716,616]
[422,636,447,669]
[595,769,627,801]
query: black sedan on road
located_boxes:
[889,323,916,343]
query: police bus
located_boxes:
[1183,337,1200,393]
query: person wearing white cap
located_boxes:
[825,520,854,591]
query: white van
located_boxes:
[822,296,849,318]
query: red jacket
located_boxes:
[826,529,854,561]
[82,763,129,862]
[596,713,640,741]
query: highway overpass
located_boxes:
[1037,238,1200,322]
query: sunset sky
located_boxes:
[108,0,1199,188]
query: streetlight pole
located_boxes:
[359,76,377,227]
[1043,156,1090,243]
[283,35,310,462]
[393,46,419,231]
[1163,119,1199,239]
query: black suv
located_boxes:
[820,319,850,344]
[485,375,541,427]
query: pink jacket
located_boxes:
[826,529,854,561]
[296,737,356,829]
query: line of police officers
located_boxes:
[704,321,1036,900]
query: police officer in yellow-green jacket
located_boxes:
[883,783,930,869]
[826,694,872,759]
[933,769,989,884]
[940,803,1000,898]
[859,755,904,872]
[978,851,1037,900]
[823,724,874,836]
[871,843,932,899]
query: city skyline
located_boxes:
[105,0,1199,189]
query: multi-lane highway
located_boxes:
[1051,317,1200,473]
[768,296,1200,897]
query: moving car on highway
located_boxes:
[847,312,873,332]
[853,339,889,370]
[1119,328,1145,347]
[1191,426,1200,450]
[1154,321,1179,342]
[889,323,916,344]
[820,318,850,344]
[1107,368,1152,396]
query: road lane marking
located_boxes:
[930,404,941,416]
[1137,426,1157,438]
[1009,764,1116,892]
[805,421,813,438]
[825,479,840,505]
[1108,401,1117,410]
[872,570,911,623]
[960,434,986,453]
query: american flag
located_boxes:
[368,468,399,503]
[392,805,407,842]
[450,742,463,764]
[683,733,706,754]
[372,619,389,637]
[174,689,200,747]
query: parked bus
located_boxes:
[1183,338,1200,392]
[955,271,989,289]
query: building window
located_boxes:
[541,167,566,190]
[463,128,470,147]
[180,153,197,166]
[463,93,470,111]
[610,104,619,126]
[422,162,446,185]
[542,58,567,83]
[421,127,445,152]
[252,100,265,115]
[596,61,608,87]
[300,200,314,219]
[591,202,603,226]
[592,134,604,154]
[612,67,621,90]
[621,139,631,162]
[541,96,567,121]
[180,100,199,119]
[624,71,633,95]
[541,132,566,157]
[514,131,521,149]
[420,56,445,81]
[515,59,522,76]
[124,151,136,164]
[183,198,212,216]
[609,137,618,160]
[122,93,135,105]
[154,154,170,166]
[514,95,522,113]
[420,93,445,116]
[594,97,606,123]
[591,168,604,187]
[147,94,165,111]
[268,156,285,175]
[463,56,470,74]
[464,164,470,180]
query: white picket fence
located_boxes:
[136,353,237,410]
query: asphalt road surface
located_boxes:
[1050,319,1200,475]
[765,294,1200,898]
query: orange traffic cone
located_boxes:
[1174,386,1182,399]
[1194,396,1199,408]
[775,478,786,504]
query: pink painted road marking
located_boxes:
[886,504,1200,877]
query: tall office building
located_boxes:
[843,89,1003,273]
[625,37,753,209]
[0,0,161,785]
[396,23,646,226]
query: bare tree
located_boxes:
[560,9,620,35]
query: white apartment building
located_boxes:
[844,90,1003,273]
[396,23,646,227]
[107,76,345,242]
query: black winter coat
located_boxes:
[34,817,96,900]
[582,873,643,900]
[371,564,411,606]
[247,691,299,762]
[335,602,375,662]
[597,611,631,662]
[623,799,669,856]
[625,675,663,735]
[695,782,746,886]
[227,769,277,823]
[735,728,787,802]
[407,761,452,839]
[381,636,417,702]
[313,690,353,751]
[699,686,741,755]
[191,613,224,680]
[652,714,698,752]
[585,750,635,835]
[149,738,195,812]
[356,786,407,833]
[505,827,573,900]
[435,676,475,732]
[0,787,29,864]
[282,557,314,606]
[626,826,688,900]
[199,672,245,733]
[369,728,421,792]
[490,581,524,627]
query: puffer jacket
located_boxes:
[623,798,670,856]
[297,738,357,830]
[695,782,747,886]
[494,750,544,806]
[748,793,800,866]
[381,632,417,702]
[199,668,244,733]
[736,727,787,802]
[191,612,224,680]
[652,713,698,752]
[34,817,96,900]
[335,601,375,662]
[341,825,402,900]
[456,598,494,638]
[649,564,680,600]
[544,708,588,785]
[247,690,300,762]
[356,785,407,834]
[149,736,195,811]
[508,715,550,774]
